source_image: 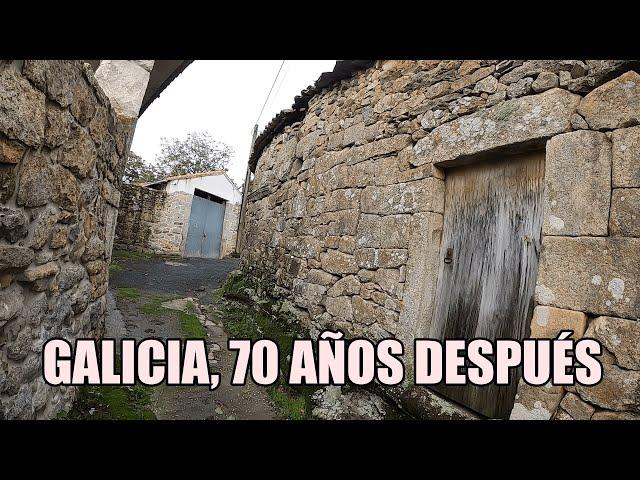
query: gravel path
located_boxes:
[106,254,277,420]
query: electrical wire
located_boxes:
[255,60,285,126]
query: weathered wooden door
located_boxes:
[184,196,225,258]
[429,151,545,418]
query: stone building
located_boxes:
[240,60,640,420]
[0,60,188,419]
[115,171,241,258]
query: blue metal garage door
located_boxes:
[184,196,225,258]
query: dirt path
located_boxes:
[105,253,277,420]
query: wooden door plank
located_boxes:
[430,151,545,418]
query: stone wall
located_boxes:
[240,60,640,419]
[115,183,192,256]
[221,202,240,257]
[0,60,130,419]
[115,183,240,258]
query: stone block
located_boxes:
[0,163,16,203]
[373,268,401,297]
[327,275,361,297]
[59,124,97,179]
[610,188,640,237]
[292,278,326,309]
[325,296,353,321]
[0,245,34,270]
[578,71,640,130]
[529,306,588,339]
[94,60,150,121]
[356,214,412,249]
[414,88,580,166]
[397,212,443,342]
[0,137,25,164]
[22,60,81,108]
[0,206,28,243]
[536,237,640,320]
[509,380,564,420]
[18,262,59,282]
[585,316,640,370]
[44,105,73,148]
[320,250,358,275]
[576,364,640,412]
[543,131,611,236]
[351,296,377,325]
[559,392,595,420]
[57,263,86,291]
[591,410,640,420]
[342,122,365,147]
[355,248,408,269]
[0,67,46,146]
[324,188,360,212]
[531,71,559,93]
[361,178,444,215]
[306,269,338,287]
[31,206,59,250]
[70,76,98,127]
[612,126,640,187]
[0,283,23,322]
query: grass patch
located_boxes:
[269,386,310,421]
[109,261,123,274]
[116,287,140,300]
[141,295,205,339]
[178,311,207,339]
[141,295,173,315]
[61,354,155,420]
[112,249,183,263]
[61,385,156,420]
[112,249,157,262]
[216,273,315,420]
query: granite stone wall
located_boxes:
[115,183,240,258]
[114,183,192,256]
[0,60,131,419]
[240,60,640,419]
[221,202,240,257]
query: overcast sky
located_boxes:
[131,60,336,185]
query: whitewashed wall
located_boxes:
[165,173,242,204]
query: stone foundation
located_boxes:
[0,60,130,419]
[240,60,640,419]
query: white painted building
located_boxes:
[158,171,243,203]
[141,171,242,258]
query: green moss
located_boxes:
[178,311,207,339]
[116,287,140,300]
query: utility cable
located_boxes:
[255,60,285,126]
